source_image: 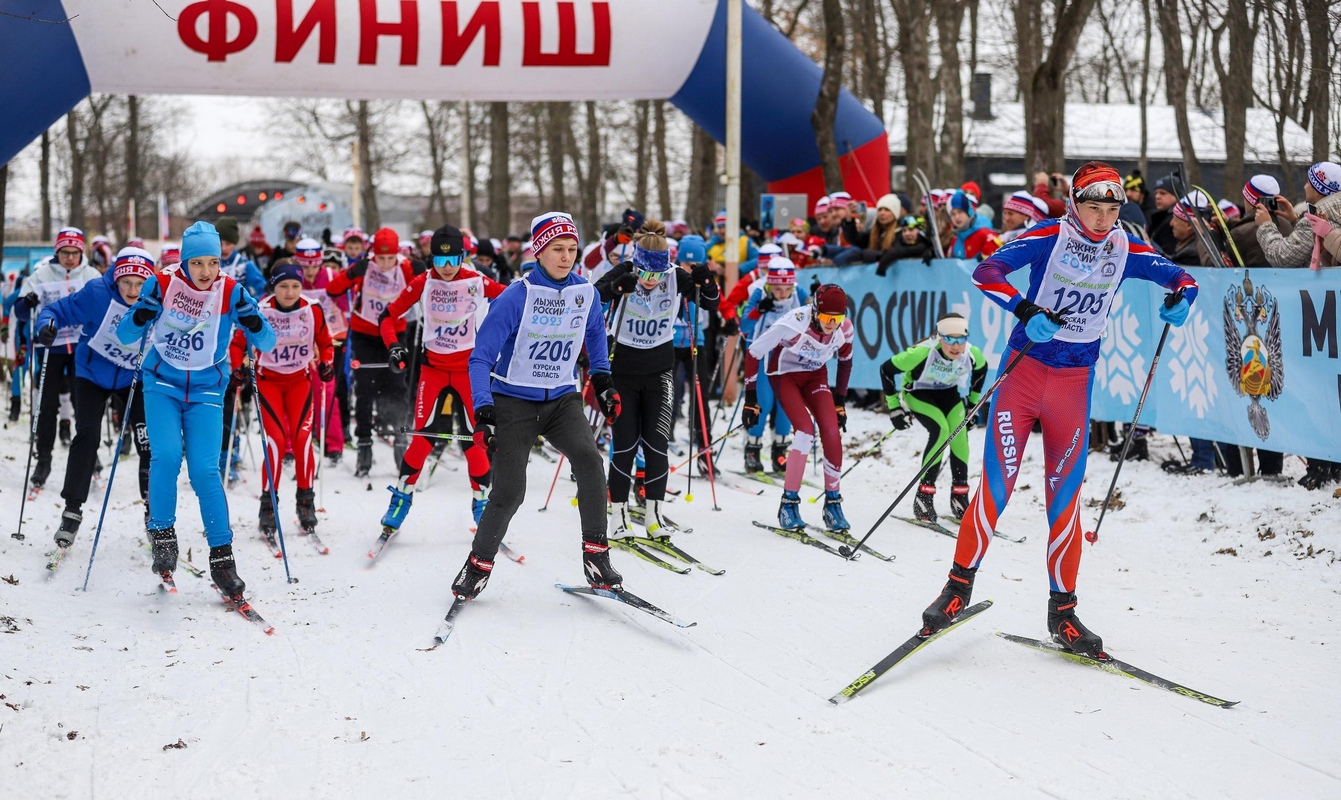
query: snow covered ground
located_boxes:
[2,402,1338,799]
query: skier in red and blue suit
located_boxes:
[920,161,1199,658]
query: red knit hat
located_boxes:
[813,284,847,315]
[371,227,400,256]
[55,227,85,253]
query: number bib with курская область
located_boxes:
[422,276,483,355]
[501,281,596,389]
[614,270,678,350]
[1035,223,1128,344]
[258,303,315,374]
[152,278,226,371]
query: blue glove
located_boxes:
[1159,296,1190,327]
[1025,312,1062,343]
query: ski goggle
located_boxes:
[815,311,846,326]
[636,268,667,282]
[940,334,969,345]
[432,254,464,268]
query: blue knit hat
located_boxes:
[268,261,303,290]
[677,235,707,264]
[632,243,671,274]
[181,221,222,263]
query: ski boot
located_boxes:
[226,451,243,487]
[55,505,82,548]
[913,483,937,522]
[1048,591,1105,658]
[381,483,413,529]
[209,544,246,598]
[822,490,850,531]
[149,526,179,575]
[471,489,489,525]
[645,500,675,538]
[610,502,635,538]
[770,441,789,473]
[59,418,71,447]
[743,437,764,473]
[949,484,970,521]
[355,439,373,477]
[1299,459,1334,490]
[326,449,342,466]
[451,551,494,599]
[30,458,51,489]
[258,492,277,534]
[296,487,318,531]
[7,395,19,422]
[582,538,623,589]
[778,490,805,531]
[921,563,977,634]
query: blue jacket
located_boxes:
[469,267,610,409]
[36,271,142,391]
[116,271,276,405]
[221,250,266,298]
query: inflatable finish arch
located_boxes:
[0,0,888,212]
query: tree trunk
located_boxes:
[40,130,51,241]
[686,123,717,231]
[741,162,760,227]
[66,108,85,231]
[856,0,886,120]
[1138,0,1151,177]
[580,101,602,238]
[1302,0,1331,164]
[356,100,380,230]
[1020,0,1099,177]
[126,95,140,235]
[488,102,510,238]
[891,0,936,185]
[461,102,477,231]
[811,0,846,192]
[0,164,8,260]
[633,100,650,214]
[420,101,447,222]
[933,0,966,183]
[654,100,672,220]
[1155,0,1198,185]
[546,103,570,213]
[1216,0,1255,194]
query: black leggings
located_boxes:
[349,331,408,442]
[608,370,673,503]
[63,377,150,507]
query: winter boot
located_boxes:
[355,439,373,477]
[1299,459,1333,490]
[258,492,276,533]
[921,563,977,634]
[645,500,675,538]
[1110,435,1149,462]
[610,502,635,538]
[913,483,937,522]
[778,490,805,531]
[770,441,789,473]
[471,488,489,525]
[949,484,970,521]
[451,552,494,599]
[59,418,71,446]
[381,484,414,529]
[743,438,764,473]
[209,544,246,597]
[149,526,179,575]
[822,490,850,531]
[30,458,51,489]
[55,505,82,548]
[296,488,318,531]
[8,395,19,422]
[1048,591,1105,658]
[326,449,342,466]
[582,539,623,589]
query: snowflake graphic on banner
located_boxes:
[1095,295,1145,404]
[1166,309,1218,418]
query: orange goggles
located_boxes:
[815,311,846,326]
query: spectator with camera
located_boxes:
[1255,161,1341,268]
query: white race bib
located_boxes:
[356,265,406,325]
[770,309,852,375]
[615,270,678,350]
[911,340,972,393]
[1035,223,1128,343]
[86,304,142,371]
[258,303,315,374]
[32,277,88,347]
[302,288,347,339]
[501,281,595,389]
[152,278,226,371]
[422,275,482,355]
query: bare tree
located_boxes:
[65,107,85,231]
[487,102,510,238]
[654,100,672,220]
[1156,0,1199,184]
[853,0,890,120]
[1139,0,1153,177]
[890,0,937,184]
[40,130,51,241]
[1210,0,1259,193]
[1017,0,1099,177]
[462,102,479,230]
[1253,1,1309,177]
[685,124,717,230]
[547,103,570,213]
[812,0,847,192]
[933,0,967,182]
[126,95,140,234]
[355,100,380,229]
[1301,0,1332,163]
[633,100,651,213]
[419,101,451,223]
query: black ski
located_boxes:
[729,470,823,491]
[805,524,895,562]
[996,633,1238,708]
[557,583,697,628]
[630,536,725,576]
[432,596,470,645]
[610,537,692,574]
[751,521,848,558]
[830,600,994,704]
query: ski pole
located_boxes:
[250,351,296,584]
[316,368,327,511]
[707,341,741,435]
[1086,292,1184,544]
[224,380,243,484]
[398,427,475,442]
[839,339,1045,560]
[806,428,897,503]
[687,288,720,509]
[670,423,743,473]
[607,294,629,364]
[714,384,745,465]
[83,334,152,590]
[350,360,391,370]
[13,330,50,542]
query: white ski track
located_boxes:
[1,407,1338,796]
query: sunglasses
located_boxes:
[433,254,464,268]
[636,268,666,282]
[940,334,969,345]
[815,311,846,326]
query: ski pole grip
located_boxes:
[1164,288,1185,309]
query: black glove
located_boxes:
[238,313,264,334]
[590,371,621,420]
[888,406,912,431]
[722,317,740,337]
[875,264,889,278]
[347,257,369,280]
[473,404,496,454]
[231,364,251,385]
[922,251,934,266]
[756,296,776,314]
[690,263,713,287]
[1012,298,1047,324]
[35,322,57,348]
[612,270,639,294]
[387,344,409,373]
[131,300,161,327]
[317,361,336,382]
[963,398,977,431]
[833,393,847,432]
[741,390,760,429]
[22,293,41,309]
[0,322,9,344]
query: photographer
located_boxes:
[837,194,902,266]
[1255,161,1341,268]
